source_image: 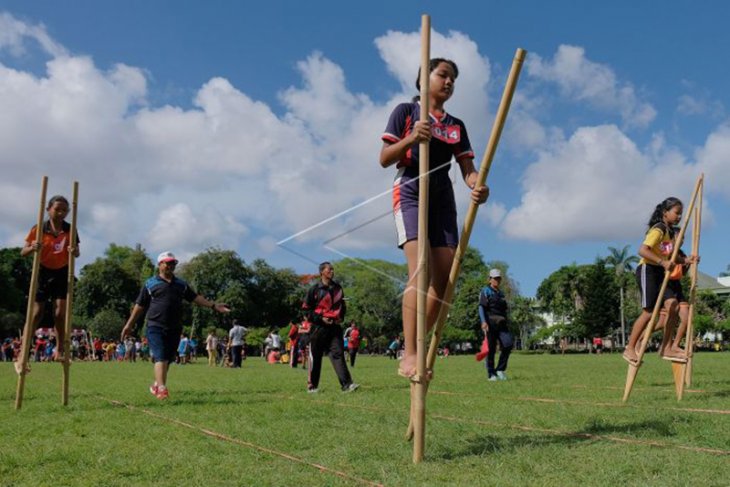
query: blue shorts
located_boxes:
[392,170,458,248]
[146,324,180,363]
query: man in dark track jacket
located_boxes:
[478,268,514,381]
[302,262,359,393]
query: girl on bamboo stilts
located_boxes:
[623,197,697,364]
[16,195,79,373]
[380,58,488,378]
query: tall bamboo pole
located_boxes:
[671,187,701,400]
[622,174,703,402]
[412,13,430,465]
[15,176,48,410]
[406,48,526,441]
[685,180,702,387]
[62,181,79,405]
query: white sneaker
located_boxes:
[488,375,498,381]
[496,371,507,381]
[342,383,360,393]
[307,388,319,394]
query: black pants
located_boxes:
[486,318,513,377]
[348,348,358,367]
[231,345,243,368]
[307,324,352,390]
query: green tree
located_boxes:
[248,259,303,329]
[0,247,32,316]
[511,296,547,348]
[605,245,639,346]
[179,248,252,331]
[335,258,405,340]
[88,308,125,339]
[75,257,140,321]
[573,259,620,340]
[103,243,155,286]
[446,248,491,343]
[536,264,586,325]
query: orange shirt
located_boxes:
[25,221,79,270]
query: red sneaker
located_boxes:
[149,383,158,396]
[155,387,169,400]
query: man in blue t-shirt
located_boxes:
[121,251,229,400]
[478,268,514,381]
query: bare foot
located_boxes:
[398,355,416,378]
[661,350,687,363]
[14,361,30,375]
[622,349,638,364]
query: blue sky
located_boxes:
[0,0,727,296]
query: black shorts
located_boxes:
[636,264,684,310]
[36,266,69,302]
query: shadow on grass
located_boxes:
[436,417,682,460]
[437,432,590,459]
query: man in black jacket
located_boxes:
[302,262,359,393]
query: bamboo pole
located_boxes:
[406,47,526,441]
[412,13,430,465]
[15,176,48,410]
[672,182,702,400]
[622,174,703,402]
[685,180,702,387]
[62,181,79,405]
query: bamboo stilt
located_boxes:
[62,181,79,405]
[406,48,526,441]
[685,182,702,387]
[412,13,430,465]
[622,174,703,402]
[15,176,48,410]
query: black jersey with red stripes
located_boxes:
[303,281,346,325]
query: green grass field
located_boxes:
[1,352,729,486]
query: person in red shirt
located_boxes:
[287,321,299,368]
[345,322,361,367]
[16,196,79,373]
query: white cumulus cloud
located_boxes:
[527,45,656,129]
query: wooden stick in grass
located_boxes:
[62,181,79,405]
[15,176,48,410]
[622,173,703,403]
[671,186,701,400]
[684,180,702,388]
[411,13,431,465]
[406,47,526,441]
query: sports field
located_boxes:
[2,352,728,486]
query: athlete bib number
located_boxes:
[432,123,461,144]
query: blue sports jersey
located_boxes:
[136,276,197,330]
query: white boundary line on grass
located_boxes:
[102,397,384,487]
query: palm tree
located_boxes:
[605,245,639,347]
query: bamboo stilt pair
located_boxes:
[15,177,79,410]
[622,174,704,402]
[408,14,526,462]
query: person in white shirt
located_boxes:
[228,320,248,368]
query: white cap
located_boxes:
[489,268,502,279]
[157,251,178,264]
